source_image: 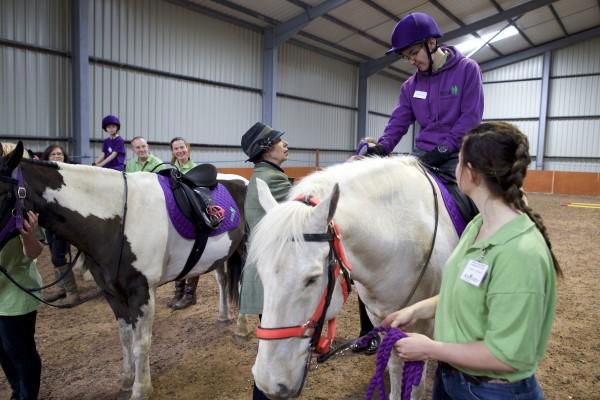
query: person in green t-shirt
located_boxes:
[125,136,166,173]
[0,208,45,400]
[382,122,562,399]
[166,136,199,310]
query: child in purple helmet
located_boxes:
[95,115,126,171]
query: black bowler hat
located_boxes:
[241,122,285,162]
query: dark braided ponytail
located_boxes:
[462,122,562,277]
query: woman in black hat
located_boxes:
[239,122,292,399]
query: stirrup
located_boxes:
[203,205,225,229]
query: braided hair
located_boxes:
[461,122,562,277]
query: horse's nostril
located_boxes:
[277,383,290,397]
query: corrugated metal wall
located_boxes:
[88,0,263,167]
[367,74,413,153]
[482,37,600,172]
[0,0,71,150]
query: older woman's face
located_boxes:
[264,139,289,166]
[171,140,189,163]
[48,147,65,162]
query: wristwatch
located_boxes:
[436,144,448,153]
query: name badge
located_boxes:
[460,260,489,287]
[413,90,427,99]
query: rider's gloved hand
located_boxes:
[366,144,388,157]
[419,147,451,167]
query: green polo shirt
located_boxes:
[125,154,166,173]
[173,159,196,175]
[0,234,44,316]
[434,213,556,382]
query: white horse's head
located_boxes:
[249,178,348,398]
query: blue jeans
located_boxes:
[432,365,544,400]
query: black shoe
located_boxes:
[352,335,381,355]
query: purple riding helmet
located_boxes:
[386,12,442,55]
[102,115,121,131]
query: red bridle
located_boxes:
[255,194,353,354]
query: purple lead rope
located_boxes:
[357,327,424,400]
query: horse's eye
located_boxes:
[305,276,319,287]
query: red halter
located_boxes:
[255,194,353,354]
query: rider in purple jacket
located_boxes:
[355,13,483,354]
[367,12,484,183]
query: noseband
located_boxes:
[0,166,27,242]
[255,193,353,355]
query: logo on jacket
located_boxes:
[451,84,459,96]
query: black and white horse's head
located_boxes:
[0,141,26,250]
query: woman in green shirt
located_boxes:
[166,137,199,310]
[383,122,562,399]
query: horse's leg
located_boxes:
[214,263,231,322]
[102,292,136,399]
[129,287,156,400]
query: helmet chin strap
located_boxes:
[423,39,439,75]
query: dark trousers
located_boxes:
[46,230,69,267]
[414,150,478,223]
[0,311,41,400]
[358,296,374,336]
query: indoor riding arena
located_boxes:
[1,1,599,400]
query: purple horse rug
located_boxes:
[430,174,467,236]
[157,175,240,239]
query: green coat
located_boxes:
[239,161,292,315]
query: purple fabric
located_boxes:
[157,175,240,239]
[358,327,424,400]
[378,47,484,154]
[430,173,466,236]
[102,136,126,171]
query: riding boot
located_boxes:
[352,297,380,355]
[167,280,186,308]
[43,269,66,302]
[57,265,80,306]
[172,276,199,310]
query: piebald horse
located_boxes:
[249,156,459,399]
[0,142,246,400]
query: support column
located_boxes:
[357,64,368,146]
[71,0,91,164]
[262,30,277,126]
[536,51,551,170]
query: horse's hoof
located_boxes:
[217,317,233,325]
[116,389,132,400]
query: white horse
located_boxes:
[0,143,247,400]
[249,156,459,399]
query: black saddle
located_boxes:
[158,164,225,281]
[158,164,222,231]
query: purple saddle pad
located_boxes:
[157,175,240,240]
[429,174,466,236]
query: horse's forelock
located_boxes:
[248,201,313,273]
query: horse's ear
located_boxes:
[4,141,24,172]
[256,178,278,213]
[308,183,340,230]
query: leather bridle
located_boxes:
[0,165,27,243]
[255,193,353,355]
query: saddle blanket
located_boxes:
[429,174,466,236]
[157,175,240,239]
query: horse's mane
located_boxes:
[249,156,420,270]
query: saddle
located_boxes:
[158,164,225,231]
[158,164,226,281]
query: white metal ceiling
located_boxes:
[192,0,600,79]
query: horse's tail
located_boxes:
[225,228,246,307]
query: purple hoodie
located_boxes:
[378,46,484,154]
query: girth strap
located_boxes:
[173,232,209,281]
